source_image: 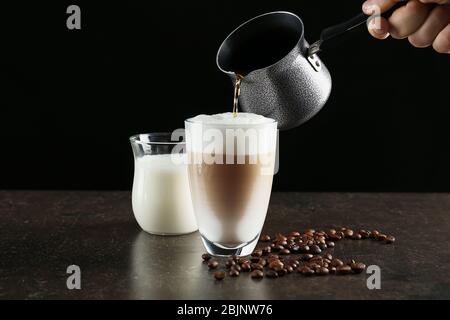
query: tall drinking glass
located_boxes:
[185,117,277,256]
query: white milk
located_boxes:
[132,154,198,235]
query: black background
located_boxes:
[0,0,449,191]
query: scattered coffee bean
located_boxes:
[265,270,279,278]
[250,270,264,279]
[268,260,284,272]
[336,265,352,275]
[377,234,388,241]
[317,267,329,276]
[276,269,287,277]
[208,260,219,269]
[324,253,333,260]
[260,235,271,242]
[225,260,236,269]
[318,243,327,250]
[202,253,212,261]
[262,246,272,255]
[289,231,301,237]
[250,257,261,263]
[285,265,294,273]
[385,235,396,244]
[309,245,322,255]
[326,241,335,248]
[241,262,251,272]
[258,259,267,267]
[344,229,354,238]
[214,271,225,281]
[280,248,290,255]
[329,267,337,274]
[298,266,315,276]
[350,262,366,274]
[371,230,380,238]
[301,254,314,261]
[352,233,362,240]
[251,263,264,271]
[252,250,263,258]
[231,264,242,272]
[229,269,240,277]
[331,259,344,268]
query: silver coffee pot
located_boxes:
[217,3,406,130]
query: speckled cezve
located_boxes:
[217,11,332,130]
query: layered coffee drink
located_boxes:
[185,113,277,256]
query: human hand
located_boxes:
[362,0,450,53]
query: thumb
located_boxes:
[362,0,405,15]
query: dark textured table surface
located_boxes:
[1,191,450,300]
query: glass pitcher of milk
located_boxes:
[130,133,198,235]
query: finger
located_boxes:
[409,5,450,47]
[419,0,450,4]
[433,23,450,53]
[362,0,402,15]
[389,0,431,39]
[368,16,391,39]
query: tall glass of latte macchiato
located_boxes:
[185,113,278,257]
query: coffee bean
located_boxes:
[251,250,263,258]
[286,265,294,273]
[202,253,212,261]
[331,259,344,268]
[299,244,310,253]
[348,259,356,265]
[318,243,327,250]
[229,269,240,277]
[336,231,345,239]
[298,266,315,276]
[225,260,236,269]
[239,258,250,265]
[231,264,242,272]
[208,260,219,269]
[280,248,290,255]
[326,241,335,248]
[305,229,316,234]
[290,245,300,253]
[371,230,380,238]
[310,245,322,255]
[276,269,287,277]
[251,263,264,271]
[328,229,337,235]
[377,234,387,241]
[260,235,271,242]
[275,234,288,242]
[250,270,264,279]
[277,240,288,247]
[308,263,321,269]
[268,260,284,272]
[350,262,366,274]
[265,270,279,279]
[328,233,342,241]
[250,257,261,263]
[262,246,272,255]
[359,230,370,239]
[301,254,314,261]
[344,229,354,238]
[241,262,251,272]
[336,265,352,275]
[351,233,362,240]
[258,259,267,267]
[289,231,301,237]
[385,235,396,244]
[214,271,225,281]
[317,267,329,276]
[324,253,333,261]
[272,245,284,252]
[329,267,337,274]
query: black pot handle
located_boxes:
[308,0,408,56]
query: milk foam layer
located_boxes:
[186,113,277,156]
[188,112,275,126]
